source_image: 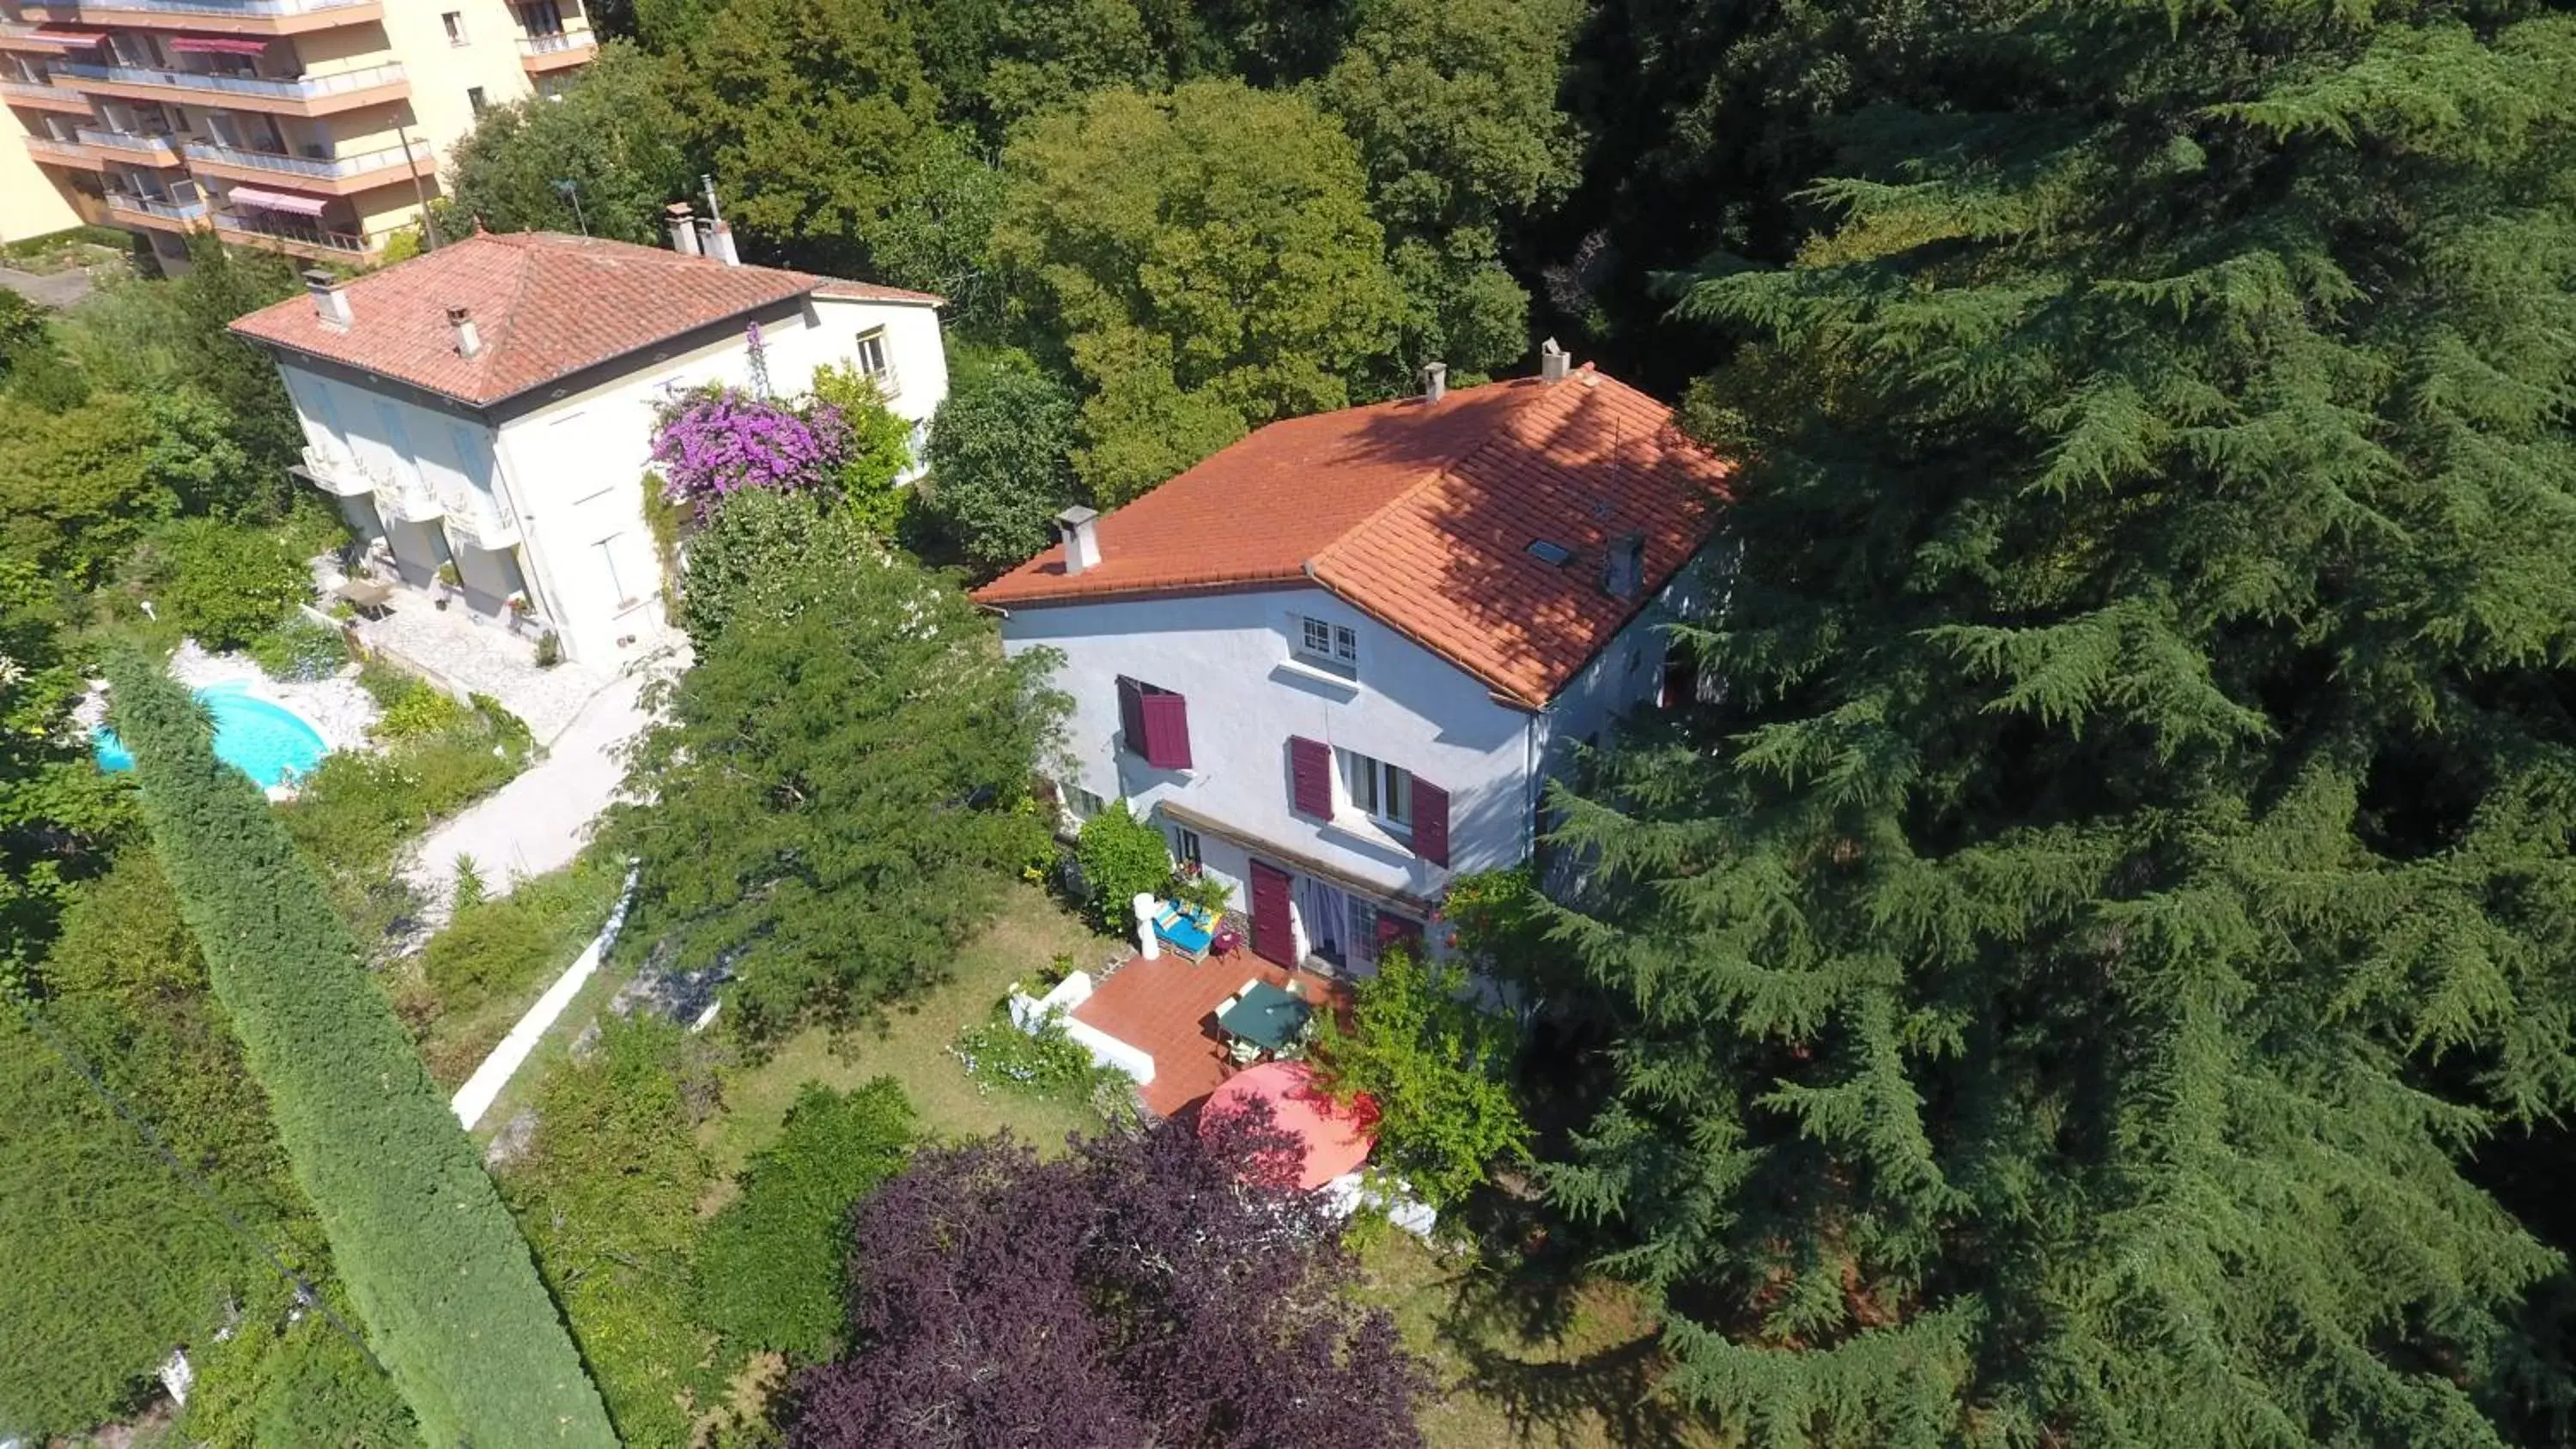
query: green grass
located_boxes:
[1352,1228,1721,1449]
[698,882,1121,1179]
[397,858,625,1089]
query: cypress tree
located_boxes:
[1547,4,2576,1443]
[107,659,613,1446]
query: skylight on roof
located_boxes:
[1527,539,1575,566]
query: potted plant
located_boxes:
[433,561,461,609]
[504,591,538,637]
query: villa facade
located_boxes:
[232,224,947,666]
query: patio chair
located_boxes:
[1227,1037,1265,1067]
[1153,900,1216,961]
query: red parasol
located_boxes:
[1200,1060,1376,1191]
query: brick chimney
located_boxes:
[1539,337,1570,384]
[665,202,700,256]
[1057,506,1102,575]
[303,268,351,329]
[447,305,482,359]
[1423,360,1447,405]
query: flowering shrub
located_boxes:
[649,385,853,511]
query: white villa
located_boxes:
[974,348,1735,978]
[231,215,947,665]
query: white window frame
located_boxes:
[1337,749,1413,834]
[852,329,896,395]
[1055,780,1105,832]
[1293,615,1359,676]
[441,10,468,44]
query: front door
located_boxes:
[1249,860,1295,966]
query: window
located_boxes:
[1171,828,1202,868]
[1055,781,1105,831]
[1295,615,1358,674]
[854,329,890,378]
[1339,749,1412,831]
[441,10,467,44]
[594,536,635,608]
[1116,676,1192,770]
[466,86,489,116]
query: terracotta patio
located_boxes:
[1071,951,1354,1118]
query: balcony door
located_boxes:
[519,0,567,35]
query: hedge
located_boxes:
[107,658,613,1446]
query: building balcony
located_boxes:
[76,124,182,164]
[0,20,94,52]
[0,75,89,110]
[7,0,382,38]
[21,131,99,167]
[184,138,427,193]
[444,503,521,552]
[210,209,381,262]
[52,58,405,116]
[369,474,443,524]
[292,444,373,497]
[514,28,593,72]
[101,190,209,230]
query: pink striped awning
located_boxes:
[167,35,274,55]
[225,185,329,217]
[24,27,107,45]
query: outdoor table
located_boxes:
[1216,979,1311,1053]
[335,578,393,616]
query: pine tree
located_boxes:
[1546,4,2576,1443]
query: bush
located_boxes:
[1311,943,1530,1209]
[173,1281,416,1449]
[106,658,613,1445]
[421,863,620,1015]
[1073,801,1170,932]
[373,682,466,741]
[137,518,308,650]
[249,619,348,682]
[283,723,526,882]
[951,1007,1129,1107]
[692,1079,917,1365]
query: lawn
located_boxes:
[697,881,1127,1179]
[1355,1228,1721,1449]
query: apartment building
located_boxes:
[0,0,596,269]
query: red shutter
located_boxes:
[1375,912,1425,952]
[1289,737,1332,817]
[1139,690,1191,769]
[1413,779,1449,866]
[1116,676,1146,757]
[1249,861,1295,965]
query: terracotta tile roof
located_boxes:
[973,367,1735,706]
[228,231,939,409]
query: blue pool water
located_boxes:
[94,683,331,790]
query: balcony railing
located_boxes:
[0,76,65,99]
[185,138,411,179]
[295,445,372,497]
[21,133,90,161]
[444,503,521,552]
[515,29,591,55]
[211,209,373,254]
[372,476,443,524]
[23,0,375,17]
[104,191,209,221]
[53,59,403,101]
[77,124,180,160]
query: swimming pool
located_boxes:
[94,682,331,790]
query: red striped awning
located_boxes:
[225,185,330,217]
[167,35,273,55]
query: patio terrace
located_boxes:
[1071,950,1353,1119]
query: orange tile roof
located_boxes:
[973,367,1735,706]
[228,231,939,409]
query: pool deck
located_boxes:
[167,640,379,753]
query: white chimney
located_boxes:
[1605,532,1644,599]
[1423,360,1447,405]
[446,305,482,359]
[665,202,700,256]
[1540,337,1570,384]
[705,218,742,266]
[303,267,350,329]
[1057,506,1102,575]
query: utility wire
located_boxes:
[13,999,390,1381]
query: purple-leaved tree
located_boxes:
[650,384,853,512]
[782,1105,1431,1447]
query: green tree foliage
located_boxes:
[141,386,266,519]
[993,79,1404,504]
[0,288,42,377]
[105,658,613,1445]
[127,518,309,651]
[919,345,1080,573]
[671,0,988,287]
[0,394,173,585]
[809,359,917,533]
[446,40,696,245]
[1313,0,1582,382]
[1313,943,1528,1209]
[692,1078,916,1363]
[0,562,124,991]
[605,549,1066,1038]
[1546,6,2576,1442]
[174,1288,416,1449]
[1073,800,1170,933]
[165,238,305,495]
[671,486,878,646]
[502,1016,717,1446]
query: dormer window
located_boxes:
[1296,615,1358,676]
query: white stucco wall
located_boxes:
[999,586,1543,909]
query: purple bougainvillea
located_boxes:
[650,385,853,510]
[781,1103,1431,1448]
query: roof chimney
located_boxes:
[1422,360,1447,405]
[1057,506,1102,575]
[446,305,482,359]
[704,218,742,266]
[665,202,700,256]
[1605,532,1644,599]
[303,267,350,330]
[1539,337,1570,384]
